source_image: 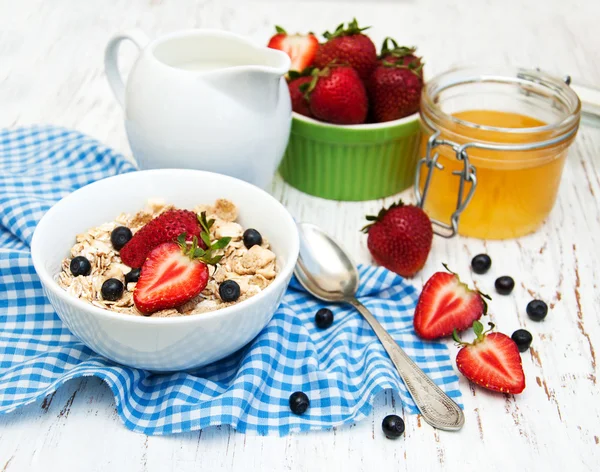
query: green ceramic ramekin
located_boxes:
[279,112,421,201]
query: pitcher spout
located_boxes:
[200,45,290,113]
[254,47,291,77]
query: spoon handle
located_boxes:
[349,298,465,431]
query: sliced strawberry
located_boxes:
[267,26,318,72]
[454,321,526,394]
[133,242,209,314]
[414,265,489,340]
[133,214,231,314]
[120,209,201,268]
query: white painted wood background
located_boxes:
[1,0,599,470]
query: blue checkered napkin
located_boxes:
[0,125,462,435]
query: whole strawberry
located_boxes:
[362,200,432,277]
[305,65,368,125]
[367,38,424,123]
[314,18,377,80]
[288,73,313,117]
[120,209,201,268]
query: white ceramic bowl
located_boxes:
[31,169,299,371]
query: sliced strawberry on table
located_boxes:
[413,264,490,340]
[267,26,318,72]
[120,209,201,268]
[453,321,526,394]
[134,216,231,315]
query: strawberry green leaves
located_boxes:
[452,320,496,346]
[176,211,231,266]
[323,18,371,40]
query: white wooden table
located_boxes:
[1,0,599,470]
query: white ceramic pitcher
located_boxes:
[105,29,292,189]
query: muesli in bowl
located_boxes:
[56,198,277,317]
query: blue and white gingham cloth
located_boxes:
[0,125,462,435]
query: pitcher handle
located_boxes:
[104,29,150,108]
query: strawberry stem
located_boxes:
[361,200,405,233]
[323,18,370,40]
[174,212,232,266]
[441,262,456,275]
[454,321,496,347]
[452,328,465,345]
[380,37,417,58]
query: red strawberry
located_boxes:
[314,18,377,80]
[288,75,313,117]
[133,242,209,314]
[453,321,526,394]
[367,38,424,123]
[362,200,432,278]
[305,65,368,125]
[267,26,318,72]
[120,209,201,268]
[134,221,231,314]
[413,265,489,340]
[378,37,422,68]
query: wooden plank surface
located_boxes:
[0,0,599,470]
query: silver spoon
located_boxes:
[294,223,465,431]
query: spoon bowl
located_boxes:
[295,223,359,302]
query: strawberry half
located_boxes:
[453,321,526,394]
[413,265,490,340]
[134,215,231,315]
[133,241,209,314]
[267,26,318,72]
[120,209,201,268]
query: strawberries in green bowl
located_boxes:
[268,20,423,201]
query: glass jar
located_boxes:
[416,67,581,239]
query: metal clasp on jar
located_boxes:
[414,131,477,238]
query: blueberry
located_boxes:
[289,391,310,415]
[125,268,141,285]
[315,308,334,329]
[526,300,548,321]
[101,278,124,301]
[382,414,405,439]
[511,329,533,352]
[70,256,91,277]
[471,254,492,274]
[243,229,263,249]
[495,276,515,295]
[110,226,132,250]
[219,280,241,302]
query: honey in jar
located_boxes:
[417,67,581,240]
